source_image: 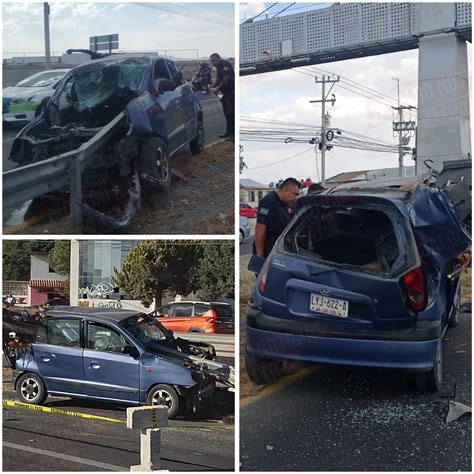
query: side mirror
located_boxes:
[123,345,139,358]
[248,255,266,274]
[156,79,176,94]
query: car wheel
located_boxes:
[139,137,171,189]
[245,349,285,385]
[147,384,181,419]
[239,230,244,244]
[189,120,205,155]
[415,339,443,392]
[448,281,461,328]
[188,328,205,333]
[16,373,47,405]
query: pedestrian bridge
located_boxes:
[240,2,471,74]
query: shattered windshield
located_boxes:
[120,314,174,349]
[16,71,66,88]
[49,58,148,126]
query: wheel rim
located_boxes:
[20,377,40,401]
[154,146,169,183]
[197,123,205,149]
[151,389,174,412]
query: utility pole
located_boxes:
[44,2,51,69]
[310,75,339,186]
[392,78,416,177]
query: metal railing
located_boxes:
[174,332,235,359]
[3,113,127,228]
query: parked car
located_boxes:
[8,55,205,231]
[240,203,257,218]
[151,301,234,334]
[12,307,233,418]
[240,215,251,244]
[246,176,470,392]
[3,69,69,125]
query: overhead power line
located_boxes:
[136,3,233,27]
[247,147,314,170]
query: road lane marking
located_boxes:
[3,399,125,424]
[3,441,126,471]
[240,366,318,409]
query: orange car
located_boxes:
[151,301,234,334]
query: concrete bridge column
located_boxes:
[416,32,471,174]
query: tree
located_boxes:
[239,145,247,173]
[2,241,32,281]
[48,241,71,298]
[198,241,234,300]
[48,241,71,276]
[113,240,203,307]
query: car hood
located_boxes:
[142,338,235,389]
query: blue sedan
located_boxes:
[13,307,233,418]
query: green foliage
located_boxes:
[113,240,204,307]
[198,242,234,300]
[48,241,71,276]
[2,241,32,281]
[239,145,247,173]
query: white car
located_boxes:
[3,69,69,125]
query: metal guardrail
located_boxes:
[174,332,235,359]
[3,112,127,227]
[3,95,224,230]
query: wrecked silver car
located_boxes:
[8,55,205,232]
[9,306,233,419]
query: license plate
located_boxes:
[226,323,233,329]
[310,294,349,318]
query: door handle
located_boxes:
[90,361,101,370]
[41,354,55,362]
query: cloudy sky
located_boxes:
[239,3,472,185]
[3,2,235,59]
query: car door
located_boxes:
[166,303,194,332]
[150,58,186,154]
[33,317,86,395]
[166,60,197,142]
[82,321,140,403]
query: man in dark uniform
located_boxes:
[253,178,302,257]
[210,53,235,142]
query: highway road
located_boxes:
[240,311,472,471]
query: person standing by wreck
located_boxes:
[253,178,302,258]
[210,53,235,143]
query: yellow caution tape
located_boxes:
[2,399,125,424]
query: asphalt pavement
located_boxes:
[240,311,471,471]
[3,386,234,471]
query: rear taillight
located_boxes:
[258,260,271,295]
[402,266,426,311]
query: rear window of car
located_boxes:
[35,318,81,347]
[212,305,233,321]
[283,205,407,275]
[194,304,212,316]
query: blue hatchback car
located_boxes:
[246,176,470,391]
[13,307,233,418]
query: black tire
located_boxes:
[16,373,47,405]
[415,340,442,392]
[448,281,461,328]
[188,328,205,333]
[147,384,181,419]
[245,350,285,385]
[189,120,205,155]
[239,230,244,244]
[139,137,171,190]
